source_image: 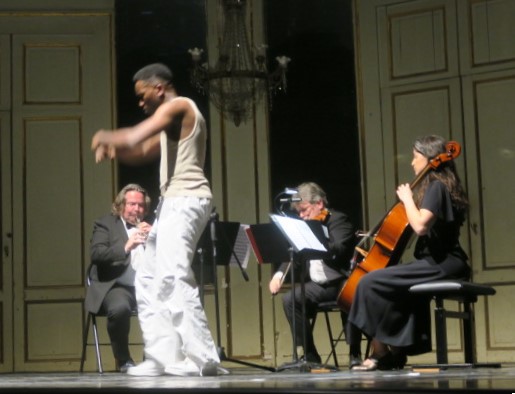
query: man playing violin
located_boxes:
[269,182,362,367]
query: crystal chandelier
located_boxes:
[189,0,290,126]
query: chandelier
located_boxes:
[189,0,290,126]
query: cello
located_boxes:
[336,141,461,312]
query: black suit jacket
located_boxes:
[84,214,132,314]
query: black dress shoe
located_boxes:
[349,354,363,369]
[118,359,136,373]
[383,352,407,370]
[304,353,322,364]
[376,352,407,370]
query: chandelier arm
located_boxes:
[188,0,289,126]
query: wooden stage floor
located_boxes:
[0,363,514,394]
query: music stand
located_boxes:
[202,211,276,372]
[247,216,330,372]
[245,222,291,267]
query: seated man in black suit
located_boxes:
[85,183,152,372]
[269,182,362,368]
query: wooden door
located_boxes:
[0,12,114,372]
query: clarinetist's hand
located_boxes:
[137,221,152,236]
[125,231,146,253]
[124,221,151,253]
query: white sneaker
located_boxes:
[200,361,220,377]
[216,366,230,376]
[127,359,165,377]
[165,359,200,377]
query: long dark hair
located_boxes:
[412,135,468,214]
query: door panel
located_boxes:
[0,13,115,372]
[462,70,515,272]
[376,0,459,87]
[462,69,515,365]
[0,32,13,373]
[0,111,13,372]
[23,119,83,287]
[381,79,464,196]
[458,0,515,73]
[0,35,10,110]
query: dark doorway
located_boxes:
[266,0,362,227]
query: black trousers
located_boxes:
[282,279,361,359]
[100,285,137,363]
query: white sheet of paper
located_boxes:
[270,214,327,253]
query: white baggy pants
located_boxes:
[135,196,220,369]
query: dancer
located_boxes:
[91,63,221,376]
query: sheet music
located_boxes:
[270,214,327,253]
[230,224,251,269]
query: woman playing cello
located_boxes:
[349,135,470,371]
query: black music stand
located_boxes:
[247,216,330,372]
[245,223,291,267]
[198,211,275,372]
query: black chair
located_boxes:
[310,301,370,368]
[79,266,139,374]
[409,280,501,369]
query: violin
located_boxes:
[312,208,330,223]
[336,141,461,311]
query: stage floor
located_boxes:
[0,363,514,394]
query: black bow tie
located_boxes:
[126,222,136,229]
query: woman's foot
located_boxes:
[351,352,407,371]
[351,357,379,371]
